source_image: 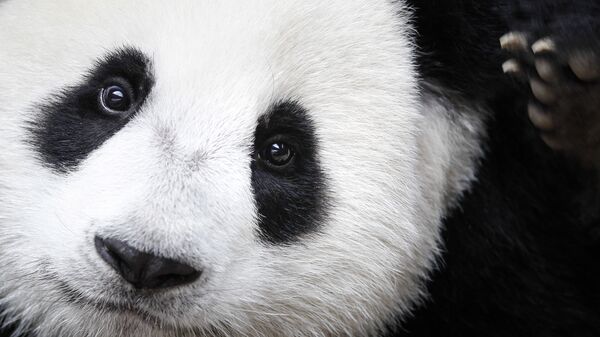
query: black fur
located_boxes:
[389,91,600,337]
[0,314,33,337]
[29,47,154,173]
[0,320,17,337]
[251,102,329,244]
[387,1,600,336]
[405,0,512,99]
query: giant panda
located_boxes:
[0,0,599,337]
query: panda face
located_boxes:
[0,1,452,336]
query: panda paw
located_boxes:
[501,30,600,167]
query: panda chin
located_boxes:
[55,281,158,321]
[47,286,207,337]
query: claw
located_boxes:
[502,59,524,75]
[532,38,556,54]
[534,59,560,83]
[540,133,565,150]
[528,103,554,130]
[569,51,600,81]
[530,78,556,104]
[500,32,529,51]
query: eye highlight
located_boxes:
[98,79,134,116]
[259,140,295,168]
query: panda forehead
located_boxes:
[0,0,410,96]
[6,0,412,139]
[1,0,418,177]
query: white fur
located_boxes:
[0,1,486,336]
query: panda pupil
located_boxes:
[268,142,292,165]
[110,90,123,102]
[102,85,130,112]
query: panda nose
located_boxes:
[94,236,201,289]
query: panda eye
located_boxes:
[259,141,295,168]
[98,79,134,116]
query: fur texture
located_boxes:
[0,0,598,337]
[0,1,442,336]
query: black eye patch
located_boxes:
[252,102,329,244]
[28,47,154,173]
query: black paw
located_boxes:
[501,29,600,167]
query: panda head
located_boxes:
[0,1,483,336]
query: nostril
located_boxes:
[144,259,201,289]
[94,236,128,275]
[95,236,144,284]
[94,236,201,289]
